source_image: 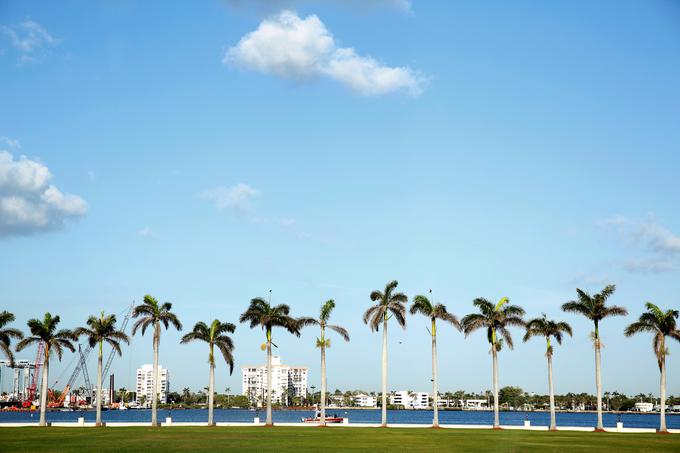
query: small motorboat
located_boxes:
[301,416,344,423]
[301,409,344,423]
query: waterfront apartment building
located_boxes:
[390,391,430,409]
[353,393,377,407]
[241,356,307,405]
[135,364,169,406]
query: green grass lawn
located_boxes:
[0,426,678,452]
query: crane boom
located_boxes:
[102,302,134,382]
[23,341,44,407]
[64,344,93,391]
[79,346,94,398]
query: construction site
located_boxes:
[0,303,133,412]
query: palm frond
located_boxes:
[410,295,433,316]
[327,325,350,342]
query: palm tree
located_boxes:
[624,303,680,433]
[523,314,573,430]
[410,291,460,427]
[461,297,525,429]
[562,285,627,431]
[182,387,191,404]
[298,300,350,425]
[118,387,128,405]
[239,294,301,426]
[132,295,182,427]
[15,313,76,426]
[363,280,408,427]
[74,311,129,426]
[0,311,23,366]
[180,319,235,426]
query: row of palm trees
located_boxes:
[1,283,678,432]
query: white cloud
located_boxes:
[0,150,87,237]
[0,136,21,149]
[137,227,155,238]
[622,259,673,274]
[224,10,426,96]
[570,273,613,287]
[598,215,680,274]
[600,215,680,255]
[1,20,59,64]
[201,183,259,211]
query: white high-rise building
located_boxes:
[241,356,307,406]
[135,364,169,406]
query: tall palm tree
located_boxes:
[523,314,572,431]
[118,387,128,405]
[0,311,23,366]
[624,303,680,433]
[15,313,76,426]
[562,285,627,431]
[363,280,408,427]
[132,295,182,427]
[298,300,350,425]
[180,319,236,426]
[239,294,301,426]
[74,311,129,426]
[410,291,460,427]
[461,297,525,429]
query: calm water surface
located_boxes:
[0,409,677,428]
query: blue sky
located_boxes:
[1,0,680,397]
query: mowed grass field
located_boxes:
[1,426,679,452]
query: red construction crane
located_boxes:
[23,341,44,408]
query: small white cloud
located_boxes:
[623,258,673,274]
[225,10,426,96]
[0,137,21,149]
[1,20,59,64]
[570,273,613,287]
[279,217,296,228]
[600,215,680,255]
[0,150,87,237]
[201,183,259,211]
[137,227,155,238]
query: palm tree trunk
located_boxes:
[266,328,273,426]
[492,347,499,429]
[39,349,49,427]
[152,326,159,427]
[381,315,388,427]
[660,358,667,432]
[320,341,327,425]
[208,360,215,426]
[432,319,439,427]
[595,339,603,430]
[96,341,103,426]
[548,353,556,430]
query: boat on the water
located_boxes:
[301,408,343,423]
[301,416,343,423]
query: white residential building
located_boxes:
[460,399,488,410]
[634,402,654,412]
[390,390,410,407]
[135,364,169,406]
[354,393,377,407]
[390,391,430,409]
[241,356,308,405]
[411,392,430,409]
